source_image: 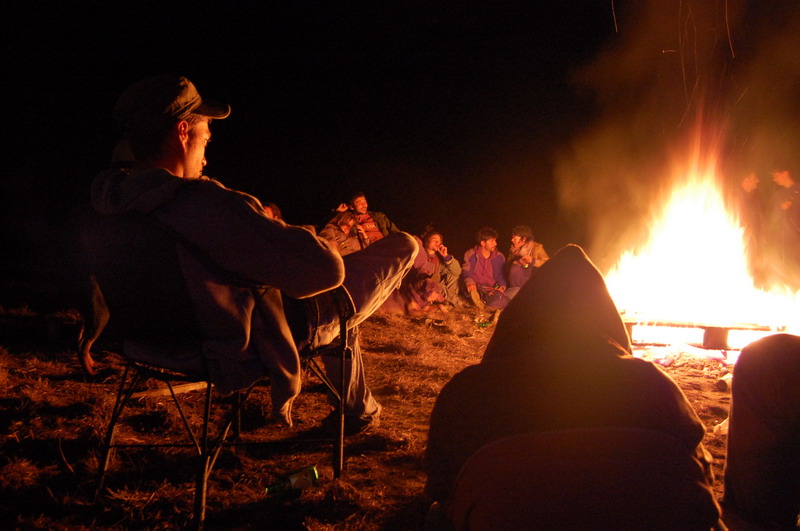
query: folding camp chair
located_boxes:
[83,210,354,530]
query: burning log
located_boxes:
[625,319,774,351]
[606,165,800,352]
[703,327,729,350]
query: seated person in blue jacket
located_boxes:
[461,227,514,321]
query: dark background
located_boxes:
[4,1,800,308]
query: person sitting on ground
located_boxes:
[384,230,463,316]
[769,166,800,289]
[83,73,418,433]
[461,226,513,321]
[722,333,800,529]
[333,192,400,248]
[405,230,463,310]
[732,172,766,288]
[319,210,364,256]
[506,225,548,291]
[424,244,722,529]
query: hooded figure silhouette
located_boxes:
[424,245,721,530]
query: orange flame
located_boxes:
[604,154,799,351]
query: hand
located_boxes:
[497,285,506,293]
[466,284,476,292]
[335,203,350,212]
[438,244,448,256]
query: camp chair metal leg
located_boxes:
[167,380,203,454]
[233,391,243,443]
[333,308,351,479]
[193,381,213,531]
[304,356,345,477]
[96,361,256,529]
[299,285,354,478]
[207,386,254,472]
[336,346,346,479]
[95,363,143,501]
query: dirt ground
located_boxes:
[0,304,733,529]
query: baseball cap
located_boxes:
[113,73,230,131]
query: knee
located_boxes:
[383,232,419,263]
[396,231,419,255]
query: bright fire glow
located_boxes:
[604,155,800,351]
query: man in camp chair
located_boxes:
[82,74,417,432]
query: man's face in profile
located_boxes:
[185,118,211,179]
[510,234,527,247]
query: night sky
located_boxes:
[4,1,800,305]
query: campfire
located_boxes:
[603,150,800,355]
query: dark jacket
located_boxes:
[369,210,400,237]
[91,167,344,421]
[424,245,716,515]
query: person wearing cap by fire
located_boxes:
[506,224,549,291]
[82,73,418,432]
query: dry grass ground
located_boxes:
[0,305,730,530]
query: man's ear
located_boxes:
[176,120,190,147]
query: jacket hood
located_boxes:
[483,244,631,363]
[91,167,186,215]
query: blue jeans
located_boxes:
[311,232,418,420]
